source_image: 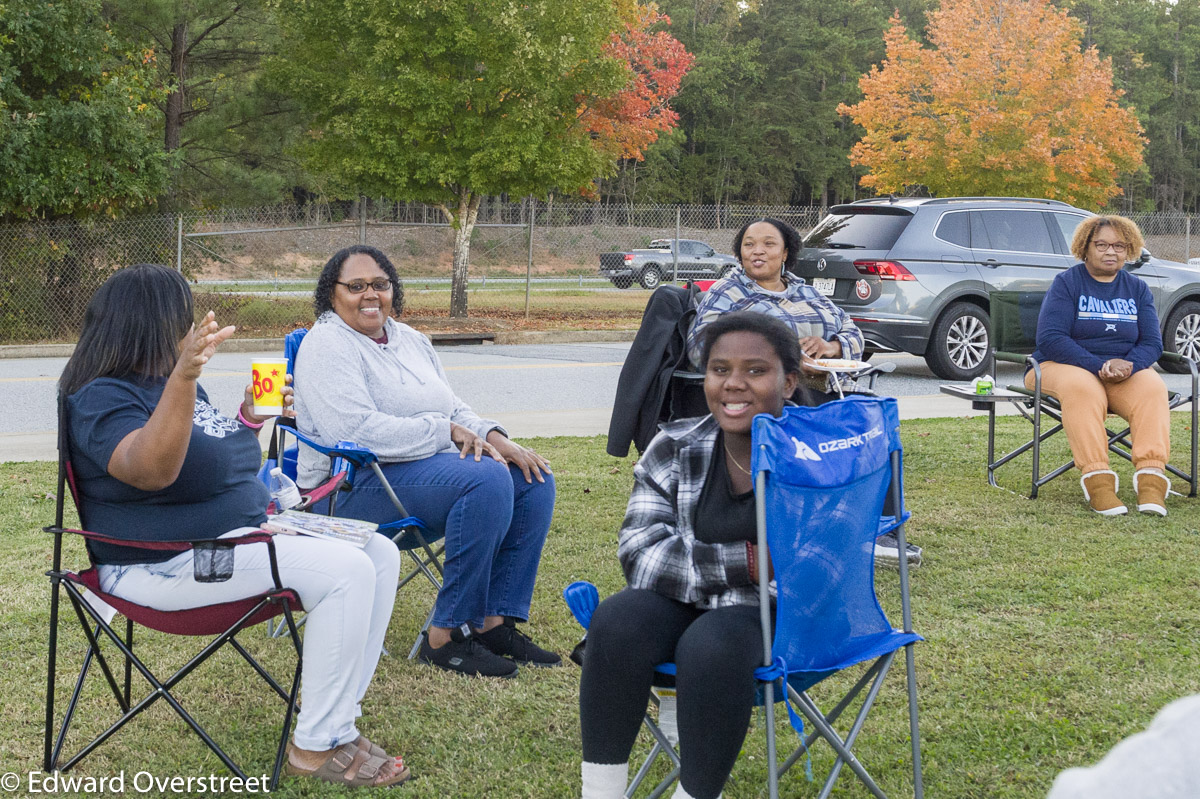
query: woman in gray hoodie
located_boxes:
[295,246,559,679]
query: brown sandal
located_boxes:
[286,740,412,788]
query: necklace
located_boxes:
[724,442,752,475]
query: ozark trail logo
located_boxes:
[792,426,884,461]
[790,437,822,461]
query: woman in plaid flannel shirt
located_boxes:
[687,217,864,396]
[580,312,802,799]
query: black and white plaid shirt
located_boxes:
[618,415,761,609]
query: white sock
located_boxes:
[582,761,628,799]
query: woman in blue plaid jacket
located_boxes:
[580,311,801,799]
[687,217,863,397]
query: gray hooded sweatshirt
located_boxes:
[293,311,504,487]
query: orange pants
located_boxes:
[1025,362,1170,474]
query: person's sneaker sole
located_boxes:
[1093,505,1128,516]
[1137,503,1167,516]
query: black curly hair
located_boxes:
[731,217,802,275]
[313,245,405,318]
[700,310,802,376]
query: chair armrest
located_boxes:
[44,526,275,551]
[45,527,288,590]
[993,350,1030,366]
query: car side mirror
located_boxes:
[706,249,715,257]
[1126,248,1151,270]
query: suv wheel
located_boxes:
[1162,300,1200,373]
[926,302,990,380]
[639,265,664,290]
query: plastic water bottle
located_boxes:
[269,467,302,511]
[652,687,679,746]
[330,440,358,477]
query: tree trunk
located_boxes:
[165,22,188,152]
[443,190,482,318]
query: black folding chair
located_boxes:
[44,399,304,788]
[988,290,1198,498]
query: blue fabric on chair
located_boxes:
[752,396,923,676]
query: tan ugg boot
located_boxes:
[1134,469,1169,516]
[1081,470,1127,516]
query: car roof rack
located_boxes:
[917,197,1073,207]
[842,196,1073,208]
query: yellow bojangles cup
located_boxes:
[251,360,288,416]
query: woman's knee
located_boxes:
[587,591,673,667]
[674,610,761,683]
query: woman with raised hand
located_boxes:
[580,311,800,799]
[294,245,560,678]
[1031,215,1172,516]
[60,264,407,788]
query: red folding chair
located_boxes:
[44,399,305,789]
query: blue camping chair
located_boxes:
[261,328,445,657]
[566,396,923,799]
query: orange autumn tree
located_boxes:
[838,0,1144,209]
[583,3,694,162]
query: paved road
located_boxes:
[3,342,1195,461]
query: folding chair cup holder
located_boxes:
[569,397,924,799]
[941,291,1198,499]
[45,402,304,789]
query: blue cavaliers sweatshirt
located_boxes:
[1031,263,1162,374]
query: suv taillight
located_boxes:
[853,260,916,281]
[624,254,634,262]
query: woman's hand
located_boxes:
[451,422,504,463]
[486,430,552,484]
[798,336,841,375]
[174,311,236,382]
[1100,358,1133,382]
[240,374,295,424]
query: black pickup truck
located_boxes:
[599,239,740,289]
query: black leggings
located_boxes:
[579,588,765,799]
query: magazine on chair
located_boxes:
[264,509,377,548]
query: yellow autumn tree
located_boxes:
[838,0,1144,209]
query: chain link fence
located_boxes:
[1,200,1195,344]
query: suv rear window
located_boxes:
[804,212,911,250]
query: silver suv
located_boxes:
[796,197,1200,380]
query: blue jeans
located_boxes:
[321,453,556,630]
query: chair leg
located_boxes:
[407,603,439,660]
[44,575,62,771]
[813,653,896,799]
[792,690,888,799]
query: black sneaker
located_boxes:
[874,532,923,567]
[417,625,519,678]
[476,618,563,667]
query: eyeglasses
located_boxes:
[1091,241,1128,254]
[336,278,393,294]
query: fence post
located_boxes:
[673,206,681,283]
[525,197,535,321]
[1187,217,1191,263]
[359,195,367,245]
[176,214,183,272]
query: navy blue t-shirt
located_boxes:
[1031,263,1162,374]
[67,376,270,565]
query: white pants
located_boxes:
[97,530,400,751]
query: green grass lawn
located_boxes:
[4,415,1198,797]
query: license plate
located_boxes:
[812,277,836,296]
